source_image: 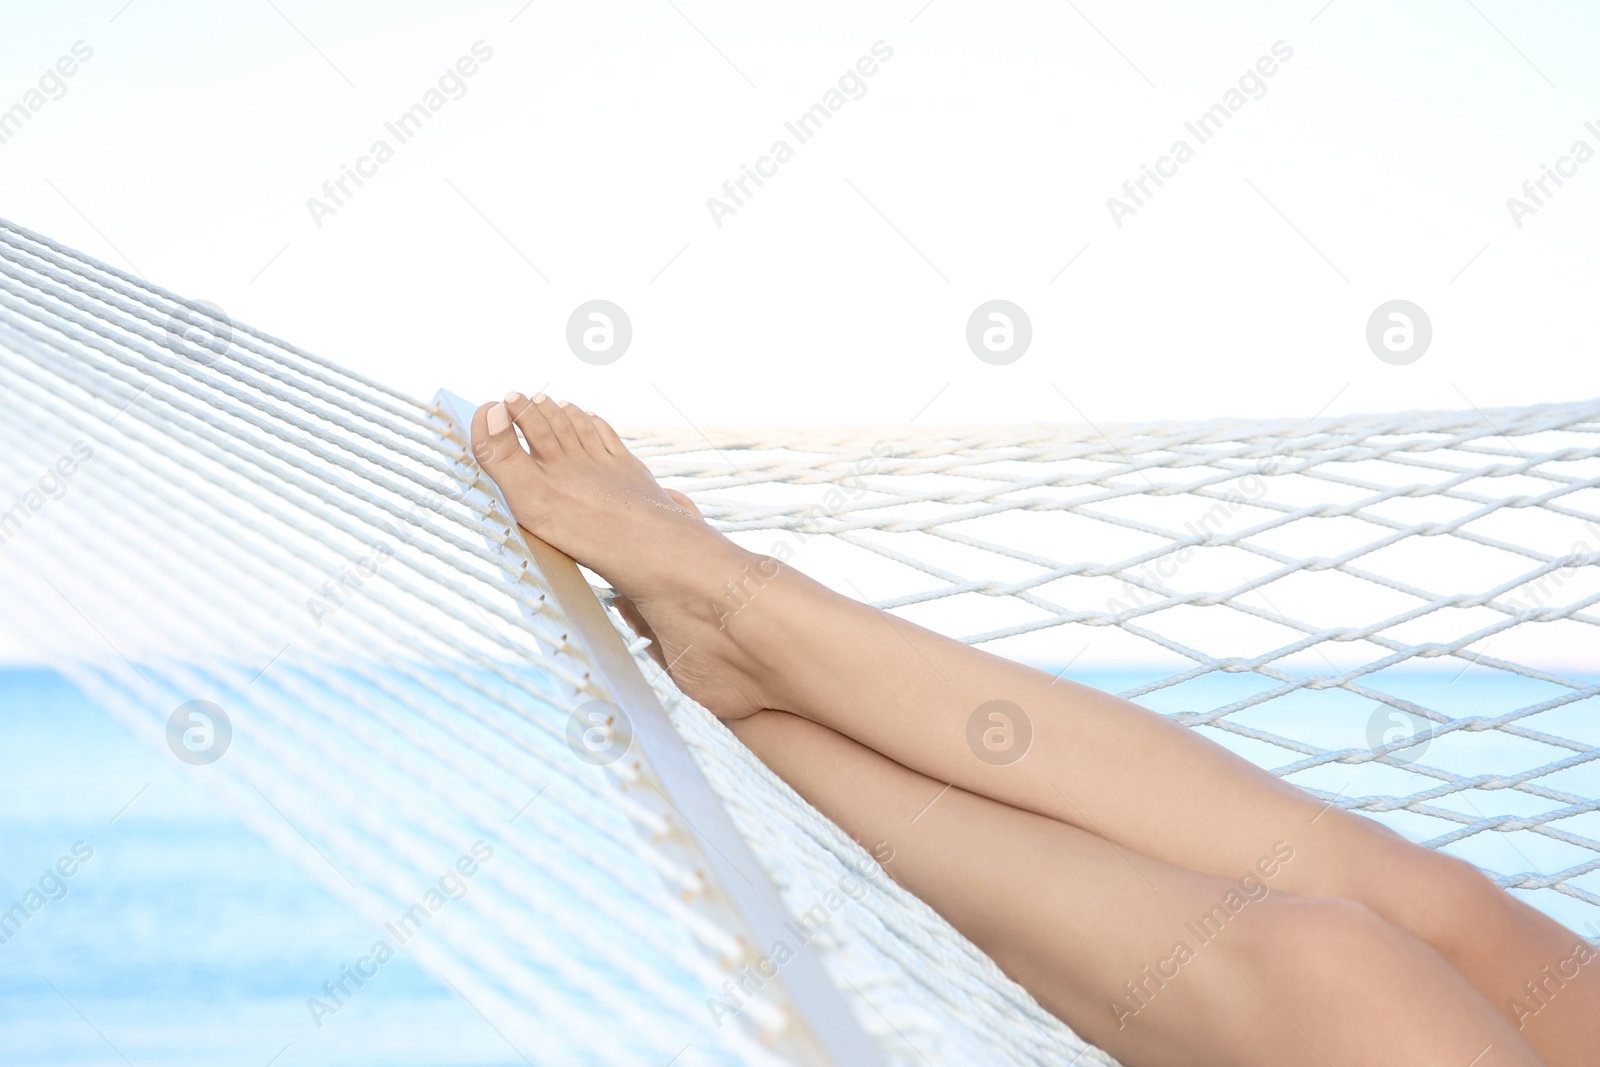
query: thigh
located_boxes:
[728,711,1541,1067]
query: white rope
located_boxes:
[6,218,1598,1066]
[0,333,809,1064]
[0,327,778,915]
[0,217,438,428]
[0,390,743,957]
[0,230,454,457]
[629,410,1600,918]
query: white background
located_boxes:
[2,0,1597,430]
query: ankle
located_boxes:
[607,520,745,602]
[702,550,791,630]
[698,552,847,698]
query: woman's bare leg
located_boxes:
[703,554,1600,1059]
[469,395,1600,1062]
[728,710,1543,1067]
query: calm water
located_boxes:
[0,668,529,1067]
[2,665,1596,1065]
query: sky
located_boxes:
[1,0,1597,431]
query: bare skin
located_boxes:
[471,393,1600,1067]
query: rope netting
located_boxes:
[0,218,1108,1066]
[3,213,1597,1067]
[627,403,1600,936]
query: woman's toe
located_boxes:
[529,393,581,450]
[472,401,524,471]
[587,411,628,455]
[560,401,608,453]
[504,391,564,460]
[471,400,547,524]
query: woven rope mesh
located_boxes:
[4,213,1598,1066]
[628,407,1600,939]
[0,218,1111,1066]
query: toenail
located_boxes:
[532,392,548,403]
[504,391,523,405]
[487,402,510,434]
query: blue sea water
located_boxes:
[1,665,1597,1065]
[0,668,527,1067]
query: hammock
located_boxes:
[0,216,1595,1066]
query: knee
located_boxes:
[1223,892,1460,1008]
[1379,845,1514,951]
[1225,896,1543,1065]
[1239,864,1500,981]
[1413,848,1507,910]
[1238,894,1396,975]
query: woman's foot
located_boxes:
[470,392,779,719]
[609,490,704,674]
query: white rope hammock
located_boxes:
[0,216,1595,1065]
[633,406,1600,914]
